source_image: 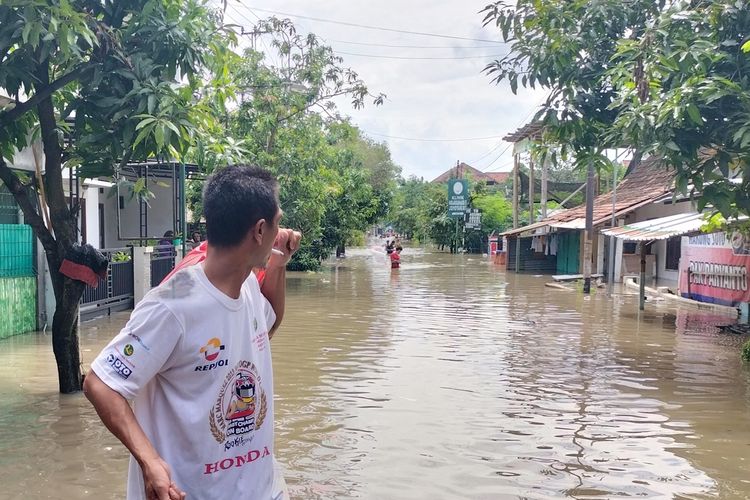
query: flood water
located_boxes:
[1,246,750,499]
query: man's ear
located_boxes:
[252,219,266,244]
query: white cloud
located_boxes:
[225,0,546,180]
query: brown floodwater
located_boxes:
[1,247,750,499]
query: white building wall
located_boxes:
[103,180,175,248]
[84,186,100,249]
[629,199,697,285]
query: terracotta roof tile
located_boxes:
[503,156,674,235]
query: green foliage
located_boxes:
[0,0,237,392]
[112,251,132,263]
[471,193,513,233]
[187,18,393,271]
[607,0,750,219]
[0,0,237,174]
[483,0,750,220]
[742,339,750,363]
[388,177,516,252]
[481,0,663,158]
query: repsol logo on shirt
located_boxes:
[195,359,228,371]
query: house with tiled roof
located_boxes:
[431,162,510,185]
[500,156,699,283]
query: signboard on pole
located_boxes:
[464,208,482,229]
[448,179,468,218]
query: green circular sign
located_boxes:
[123,344,134,356]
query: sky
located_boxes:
[223,1,547,181]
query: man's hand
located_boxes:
[142,457,185,500]
[268,229,302,268]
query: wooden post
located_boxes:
[583,160,595,294]
[512,153,519,229]
[529,154,535,224]
[541,155,548,220]
[639,242,646,310]
[512,152,520,272]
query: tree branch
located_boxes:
[0,156,56,251]
[0,65,89,128]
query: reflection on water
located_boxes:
[1,247,749,499]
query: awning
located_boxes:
[500,220,550,237]
[550,218,586,230]
[600,212,707,241]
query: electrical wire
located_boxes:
[363,131,503,142]
[245,6,504,44]
[334,50,505,60]
[325,39,502,49]
[478,101,545,172]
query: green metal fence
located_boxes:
[0,183,20,224]
[0,219,37,338]
[0,224,34,277]
[0,276,36,339]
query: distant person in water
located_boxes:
[390,245,402,269]
[385,240,395,254]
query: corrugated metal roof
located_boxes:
[502,122,544,143]
[600,212,706,241]
[499,220,550,237]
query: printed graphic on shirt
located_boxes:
[196,337,228,372]
[106,353,132,379]
[201,337,225,361]
[209,360,267,451]
[123,344,134,356]
[127,331,151,352]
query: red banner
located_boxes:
[679,231,750,306]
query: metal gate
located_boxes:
[150,250,175,287]
[80,247,134,321]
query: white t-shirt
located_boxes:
[91,265,278,500]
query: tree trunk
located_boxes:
[48,252,87,393]
[52,277,86,393]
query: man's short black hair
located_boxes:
[203,165,279,248]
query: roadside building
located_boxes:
[501,156,681,279]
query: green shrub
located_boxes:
[742,339,750,362]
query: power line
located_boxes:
[468,139,506,165]
[326,39,502,49]
[364,131,503,142]
[227,5,505,61]
[480,102,544,172]
[246,6,504,44]
[335,50,505,60]
[481,143,514,171]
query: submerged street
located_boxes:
[1,247,749,499]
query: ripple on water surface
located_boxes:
[1,247,749,499]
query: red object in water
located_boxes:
[160,241,266,285]
[390,252,400,269]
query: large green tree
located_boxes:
[0,0,234,392]
[608,0,750,219]
[481,0,664,156]
[196,17,390,270]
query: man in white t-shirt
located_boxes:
[84,166,301,500]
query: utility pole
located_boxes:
[512,152,520,271]
[541,154,549,220]
[583,159,595,294]
[607,159,618,297]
